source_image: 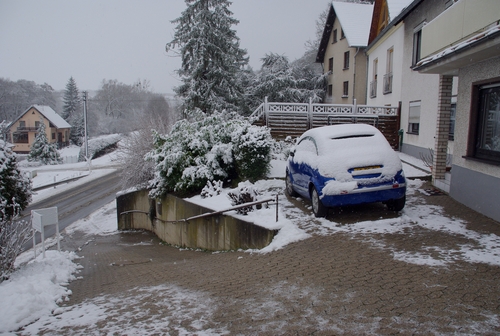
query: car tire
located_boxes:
[387,195,406,211]
[285,172,298,197]
[311,187,327,218]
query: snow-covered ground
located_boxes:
[5,148,499,334]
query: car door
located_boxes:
[290,137,318,197]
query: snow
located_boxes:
[30,105,72,129]
[332,1,374,47]
[3,141,500,334]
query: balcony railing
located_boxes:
[383,73,393,94]
[370,80,377,98]
[17,126,38,132]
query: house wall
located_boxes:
[450,55,500,222]
[366,22,405,107]
[9,107,70,153]
[323,17,366,105]
[400,0,453,160]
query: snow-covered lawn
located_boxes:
[4,149,499,334]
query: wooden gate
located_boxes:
[251,98,401,149]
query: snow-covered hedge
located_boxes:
[78,134,122,161]
[147,110,273,197]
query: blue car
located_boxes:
[286,124,407,217]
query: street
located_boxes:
[21,170,122,248]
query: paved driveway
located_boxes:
[32,181,500,335]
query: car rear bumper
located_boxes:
[320,185,406,207]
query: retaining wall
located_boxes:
[116,190,278,251]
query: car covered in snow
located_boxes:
[285,124,406,217]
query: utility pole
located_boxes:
[82,91,91,172]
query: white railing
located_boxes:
[250,97,398,123]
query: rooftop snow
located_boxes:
[32,105,72,129]
[332,1,374,47]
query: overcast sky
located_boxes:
[0,0,330,94]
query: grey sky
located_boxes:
[0,0,330,94]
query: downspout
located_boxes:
[353,47,360,105]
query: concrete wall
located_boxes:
[117,190,278,251]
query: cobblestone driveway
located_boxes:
[35,181,500,335]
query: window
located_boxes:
[52,133,56,140]
[343,51,350,69]
[19,121,26,129]
[328,57,333,73]
[370,58,378,98]
[412,21,426,66]
[384,47,394,94]
[408,101,421,134]
[343,81,349,98]
[13,132,28,143]
[296,137,317,155]
[332,29,337,43]
[341,29,345,39]
[471,83,500,163]
[328,84,333,97]
[449,97,456,140]
[35,121,41,129]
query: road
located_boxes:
[22,169,122,248]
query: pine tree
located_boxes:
[166,0,249,114]
[69,112,85,146]
[27,119,61,165]
[0,141,31,220]
[62,76,81,121]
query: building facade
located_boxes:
[8,105,71,153]
[316,1,374,105]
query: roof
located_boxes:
[12,105,72,129]
[332,1,374,47]
[316,1,374,63]
[368,0,421,46]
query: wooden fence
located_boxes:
[250,98,401,149]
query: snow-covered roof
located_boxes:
[386,0,414,22]
[332,1,374,47]
[29,105,72,129]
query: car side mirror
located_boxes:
[289,148,296,157]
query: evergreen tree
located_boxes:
[0,141,31,220]
[166,0,249,114]
[62,77,81,121]
[27,119,61,165]
[69,113,85,146]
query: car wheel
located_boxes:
[387,195,406,211]
[311,187,327,218]
[285,172,298,197]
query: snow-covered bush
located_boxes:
[271,136,296,160]
[1,141,32,282]
[27,120,62,165]
[227,181,260,215]
[0,214,32,282]
[79,134,122,161]
[200,180,223,199]
[147,110,273,197]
